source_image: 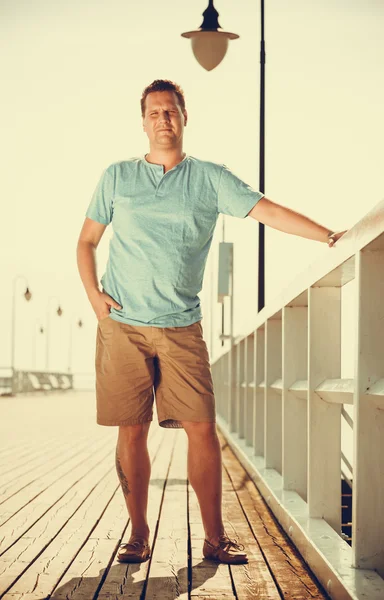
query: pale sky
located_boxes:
[1,0,383,381]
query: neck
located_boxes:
[145,148,186,170]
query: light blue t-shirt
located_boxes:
[85,154,264,327]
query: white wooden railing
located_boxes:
[0,368,74,395]
[212,198,384,600]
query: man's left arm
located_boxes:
[247,197,348,247]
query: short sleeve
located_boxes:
[85,164,115,225]
[217,164,264,218]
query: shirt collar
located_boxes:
[141,153,189,170]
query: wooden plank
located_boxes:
[0,434,85,482]
[219,442,282,599]
[0,432,119,590]
[0,437,59,470]
[188,446,236,599]
[97,427,179,599]
[0,446,114,595]
[0,436,113,554]
[0,434,113,536]
[1,424,165,600]
[0,437,33,458]
[0,435,98,502]
[218,428,330,600]
[59,426,165,600]
[144,429,189,599]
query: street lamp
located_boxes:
[68,316,83,373]
[11,275,32,373]
[181,0,239,71]
[182,0,266,311]
[46,296,63,371]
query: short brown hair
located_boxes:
[141,79,186,117]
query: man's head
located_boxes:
[141,79,188,150]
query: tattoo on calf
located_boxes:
[115,447,131,496]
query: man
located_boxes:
[77,79,347,566]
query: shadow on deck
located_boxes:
[0,391,330,599]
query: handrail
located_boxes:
[211,197,384,600]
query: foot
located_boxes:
[117,536,151,563]
[203,533,248,564]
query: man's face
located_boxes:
[142,91,187,148]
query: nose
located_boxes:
[159,111,171,124]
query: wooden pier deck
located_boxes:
[0,391,330,599]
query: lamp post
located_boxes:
[68,316,83,373]
[11,275,32,374]
[32,320,44,371]
[46,297,63,372]
[182,0,266,311]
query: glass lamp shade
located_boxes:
[181,30,239,71]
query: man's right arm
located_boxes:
[77,217,121,318]
[77,217,106,299]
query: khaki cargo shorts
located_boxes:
[95,317,216,429]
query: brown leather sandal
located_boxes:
[203,534,248,564]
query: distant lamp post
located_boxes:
[46,297,63,371]
[181,0,239,71]
[11,275,32,373]
[68,316,83,373]
[32,320,44,370]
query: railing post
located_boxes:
[353,246,384,575]
[229,343,237,433]
[308,286,341,534]
[254,326,265,456]
[265,317,282,472]
[244,333,255,447]
[282,304,308,501]
[237,338,245,439]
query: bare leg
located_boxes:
[182,421,225,545]
[116,421,151,541]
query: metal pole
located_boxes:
[32,320,43,371]
[68,319,73,373]
[11,275,29,373]
[46,296,61,372]
[32,323,37,371]
[258,0,266,312]
[45,311,50,372]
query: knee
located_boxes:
[118,422,151,443]
[181,420,217,439]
